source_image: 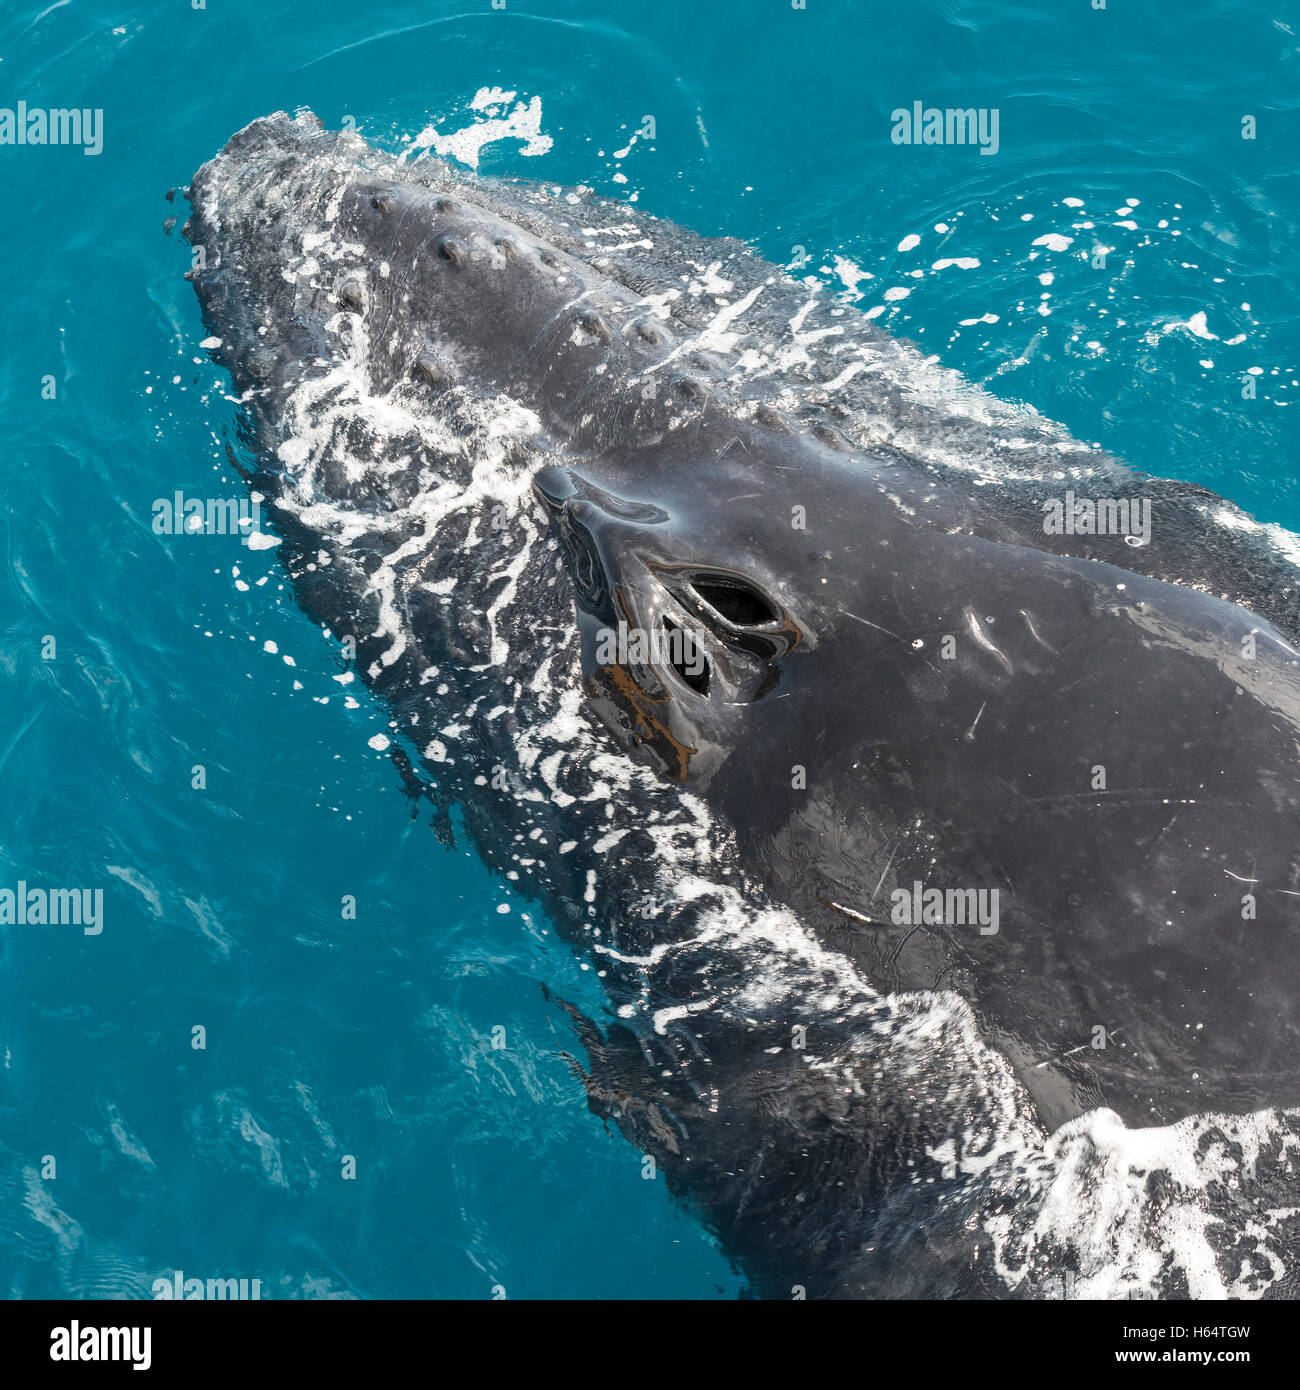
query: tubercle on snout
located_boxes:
[342,166,817,446]
[185,126,872,492]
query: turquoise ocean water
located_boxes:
[1,0,1298,1298]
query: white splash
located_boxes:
[404,88,553,170]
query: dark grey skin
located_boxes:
[544,433,1300,1132]
[184,112,1300,1297]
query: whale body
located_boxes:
[184,112,1300,1298]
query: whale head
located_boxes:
[185,111,1300,1133]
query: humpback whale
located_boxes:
[184,111,1300,1299]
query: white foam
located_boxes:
[404,89,553,170]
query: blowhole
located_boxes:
[662,618,710,695]
[690,576,779,627]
